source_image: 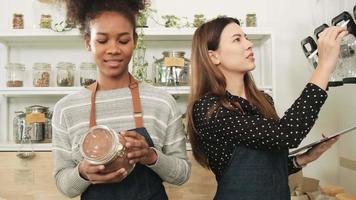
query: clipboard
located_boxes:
[289,125,356,156]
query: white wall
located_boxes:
[1,0,355,193]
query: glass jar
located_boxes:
[40,14,52,29]
[152,51,191,86]
[5,63,25,87]
[56,62,75,87]
[80,125,135,174]
[80,62,97,86]
[33,62,51,87]
[246,13,257,27]
[12,13,24,29]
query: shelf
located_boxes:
[0,27,272,44]
[0,86,191,96]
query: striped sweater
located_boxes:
[51,82,191,198]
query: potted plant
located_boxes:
[161,15,181,28]
[193,14,206,27]
[136,0,156,27]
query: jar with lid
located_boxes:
[5,63,25,87]
[12,13,24,29]
[80,125,135,174]
[13,105,52,143]
[40,14,52,29]
[246,13,257,27]
[80,62,97,86]
[56,62,75,87]
[152,51,191,86]
[33,62,51,87]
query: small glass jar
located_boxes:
[39,14,52,29]
[33,63,51,87]
[79,62,97,86]
[13,13,24,29]
[80,125,135,174]
[56,62,75,87]
[246,13,257,27]
[5,63,25,87]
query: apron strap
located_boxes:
[88,73,143,128]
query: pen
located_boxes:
[308,19,350,59]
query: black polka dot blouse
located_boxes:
[192,83,328,178]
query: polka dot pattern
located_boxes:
[192,83,328,178]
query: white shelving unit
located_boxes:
[0,27,275,151]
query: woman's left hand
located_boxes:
[296,134,339,166]
[121,131,158,165]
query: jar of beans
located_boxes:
[80,62,97,86]
[12,13,24,29]
[6,63,25,87]
[33,62,51,87]
[56,62,75,87]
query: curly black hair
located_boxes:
[65,0,146,37]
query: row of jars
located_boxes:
[5,62,97,87]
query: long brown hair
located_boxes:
[187,17,279,168]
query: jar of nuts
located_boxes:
[12,13,24,29]
[80,62,97,86]
[56,62,75,87]
[5,63,25,87]
[33,62,51,87]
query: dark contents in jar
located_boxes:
[80,78,96,86]
[57,77,74,86]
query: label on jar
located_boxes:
[164,57,185,67]
[25,113,45,124]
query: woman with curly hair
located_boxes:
[186,17,346,199]
[51,0,190,199]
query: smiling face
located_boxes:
[209,22,255,75]
[85,11,135,79]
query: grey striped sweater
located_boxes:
[51,82,191,198]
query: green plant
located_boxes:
[136,0,156,27]
[161,15,180,28]
[193,14,206,27]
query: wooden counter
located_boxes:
[0,151,216,200]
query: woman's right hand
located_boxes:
[78,160,128,184]
[310,26,348,90]
[317,26,348,73]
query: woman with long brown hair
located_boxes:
[187,17,346,199]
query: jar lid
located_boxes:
[13,13,23,17]
[56,62,75,69]
[80,62,97,69]
[33,62,51,70]
[80,125,123,165]
[247,13,256,16]
[25,105,49,113]
[162,51,186,58]
[5,63,25,70]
